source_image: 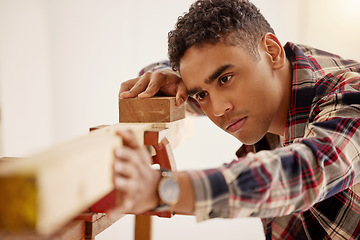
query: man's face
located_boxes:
[179,42,285,145]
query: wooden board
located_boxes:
[135,215,152,240]
[0,118,191,235]
[0,220,85,240]
[0,122,165,235]
[76,211,124,239]
[0,97,192,236]
[119,97,185,123]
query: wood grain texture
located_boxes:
[0,119,190,235]
[0,123,154,235]
[0,96,192,237]
[0,220,85,240]
[134,215,152,240]
[119,97,185,123]
[76,211,123,239]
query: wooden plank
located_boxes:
[0,220,85,240]
[0,123,155,235]
[75,212,106,223]
[0,119,190,235]
[89,127,177,214]
[0,157,26,162]
[0,96,192,236]
[119,97,185,123]
[81,211,123,239]
[134,215,152,240]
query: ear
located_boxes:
[261,33,285,70]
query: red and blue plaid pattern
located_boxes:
[187,42,360,239]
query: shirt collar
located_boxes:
[283,42,317,146]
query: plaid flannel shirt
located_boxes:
[186,43,360,239]
[140,42,360,239]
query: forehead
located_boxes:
[179,42,252,86]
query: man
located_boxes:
[114,0,360,239]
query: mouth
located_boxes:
[225,117,247,133]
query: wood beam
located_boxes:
[0,120,188,235]
[119,97,185,123]
[0,97,191,236]
[135,215,152,240]
[75,211,124,239]
[0,220,85,240]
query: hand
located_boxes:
[113,130,160,214]
[119,68,188,106]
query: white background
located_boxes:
[0,0,359,239]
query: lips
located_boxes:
[225,117,247,133]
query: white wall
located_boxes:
[300,0,360,61]
[0,0,359,239]
[0,0,54,156]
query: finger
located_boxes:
[122,198,135,213]
[114,147,142,167]
[138,75,166,99]
[119,78,139,98]
[115,130,152,166]
[118,195,138,214]
[175,82,189,107]
[114,176,127,190]
[114,161,139,179]
[116,130,140,149]
[113,180,136,213]
[114,147,152,172]
[125,72,152,97]
[114,175,137,196]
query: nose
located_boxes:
[211,94,233,117]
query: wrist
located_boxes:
[148,169,161,211]
[172,171,194,214]
[152,169,180,212]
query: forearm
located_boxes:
[172,171,195,214]
[187,123,360,221]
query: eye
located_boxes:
[195,91,208,101]
[219,75,231,86]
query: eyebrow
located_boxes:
[187,64,233,96]
[205,64,233,85]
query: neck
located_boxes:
[268,59,293,136]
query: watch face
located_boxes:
[159,177,180,205]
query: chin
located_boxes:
[233,132,265,145]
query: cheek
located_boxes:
[243,74,276,103]
[197,104,222,125]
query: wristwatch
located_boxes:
[153,169,180,212]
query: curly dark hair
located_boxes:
[168,0,275,71]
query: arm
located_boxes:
[112,130,195,215]
[119,61,205,115]
[188,89,360,221]
[115,65,360,221]
[113,62,205,215]
[173,171,195,214]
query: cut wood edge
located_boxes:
[0,118,193,235]
[0,123,153,235]
[118,97,185,123]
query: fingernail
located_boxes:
[119,91,130,98]
[114,162,123,172]
[115,178,125,188]
[177,97,184,106]
[115,148,123,158]
[138,92,149,98]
